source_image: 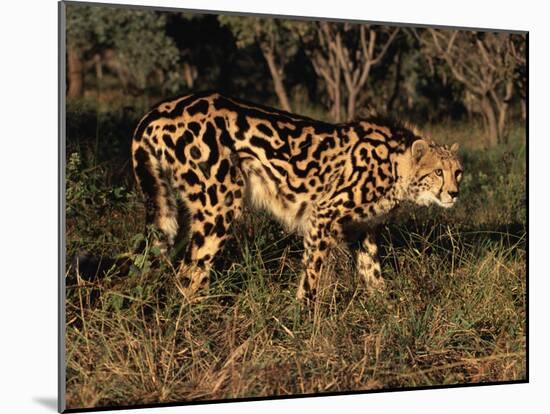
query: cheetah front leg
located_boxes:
[356,232,385,292]
[296,217,336,302]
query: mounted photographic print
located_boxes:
[59,1,528,412]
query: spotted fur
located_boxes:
[131,91,463,301]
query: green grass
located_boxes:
[64,110,526,410]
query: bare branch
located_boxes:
[476,38,498,72]
[371,27,399,66]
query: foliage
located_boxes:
[65,4,526,141]
[66,4,182,93]
[218,15,302,56]
[66,152,130,219]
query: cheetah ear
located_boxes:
[450,142,460,154]
[411,139,429,162]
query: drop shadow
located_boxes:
[33,396,58,412]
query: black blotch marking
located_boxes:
[285,193,296,202]
[314,257,323,273]
[198,162,211,179]
[191,232,205,248]
[226,210,234,223]
[190,192,207,206]
[143,138,155,155]
[134,147,157,224]
[182,170,199,186]
[190,146,201,160]
[175,135,189,164]
[257,123,273,137]
[187,100,209,116]
[193,211,205,221]
[203,122,219,165]
[312,137,336,159]
[164,150,175,164]
[216,159,230,182]
[203,222,214,236]
[377,166,388,181]
[188,122,201,136]
[235,113,249,140]
[207,184,218,206]
[224,191,234,206]
[163,124,177,133]
[162,134,175,149]
[213,215,225,237]
[250,136,279,159]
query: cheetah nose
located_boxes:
[448,191,459,199]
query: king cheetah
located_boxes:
[131,91,463,301]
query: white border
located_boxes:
[1,0,546,413]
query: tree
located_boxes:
[299,22,398,121]
[219,16,304,111]
[418,29,525,146]
[66,4,182,98]
[509,35,527,121]
[67,45,84,99]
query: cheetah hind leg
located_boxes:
[133,146,179,257]
[176,201,242,302]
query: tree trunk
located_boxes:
[103,49,129,92]
[346,90,357,121]
[333,82,341,122]
[67,45,84,99]
[496,80,514,144]
[262,48,292,112]
[480,96,499,147]
[387,49,402,113]
[183,62,197,88]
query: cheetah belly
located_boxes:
[240,158,312,234]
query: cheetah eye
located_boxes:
[435,169,443,177]
[455,170,463,181]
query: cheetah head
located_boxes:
[406,139,463,208]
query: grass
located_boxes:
[64,106,526,410]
